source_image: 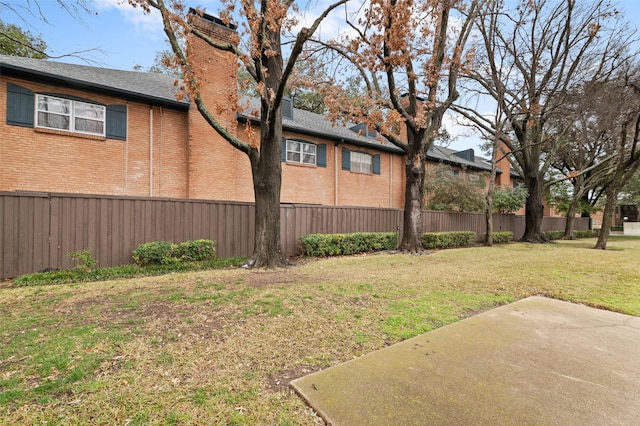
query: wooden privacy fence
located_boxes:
[1,192,590,280]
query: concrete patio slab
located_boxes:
[291,296,640,425]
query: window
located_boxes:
[36,94,105,136]
[341,147,380,175]
[286,140,317,165]
[351,151,373,173]
[7,84,127,140]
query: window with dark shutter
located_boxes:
[106,105,127,140]
[6,83,34,127]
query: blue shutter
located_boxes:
[317,144,326,167]
[281,138,287,162]
[342,147,351,170]
[106,105,127,140]
[373,154,381,175]
[6,83,34,127]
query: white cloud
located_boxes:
[91,0,163,36]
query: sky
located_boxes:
[2,0,640,153]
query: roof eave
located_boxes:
[238,114,405,154]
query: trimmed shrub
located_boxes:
[546,231,564,240]
[422,231,475,249]
[133,239,216,266]
[544,230,597,240]
[176,239,216,261]
[492,231,513,244]
[573,230,597,238]
[133,241,176,266]
[300,232,397,257]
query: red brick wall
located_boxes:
[2,13,406,209]
[0,76,189,197]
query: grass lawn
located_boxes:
[1,236,639,424]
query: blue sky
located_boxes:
[2,0,640,152]
[2,0,638,70]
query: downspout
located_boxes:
[389,154,392,208]
[149,107,154,196]
[335,141,342,205]
[159,107,163,195]
[124,103,129,194]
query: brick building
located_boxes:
[1,12,516,209]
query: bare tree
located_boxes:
[129,0,347,268]
[592,74,640,249]
[461,0,624,242]
[547,83,618,239]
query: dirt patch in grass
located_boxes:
[265,365,324,393]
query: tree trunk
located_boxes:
[398,143,425,253]
[484,136,499,246]
[485,192,494,246]
[521,171,547,242]
[563,201,576,240]
[594,185,619,250]
[245,120,288,268]
[244,28,288,269]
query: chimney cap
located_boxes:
[188,7,237,31]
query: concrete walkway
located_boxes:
[291,296,640,425]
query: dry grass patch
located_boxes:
[1,236,639,424]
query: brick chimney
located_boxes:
[186,10,254,201]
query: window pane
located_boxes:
[287,152,301,162]
[38,96,70,114]
[302,143,316,154]
[75,118,104,134]
[38,112,70,130]
[75,102,104,120]
[288,141,300,153]
[302,153,316,164]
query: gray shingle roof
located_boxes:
[238,97,405,154]
[0,54,188,109]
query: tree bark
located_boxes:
[485,192,494,246]
[398,134,426,253]
[563,202,576,240]
[521,171,548,242]
[484,135,499,246]
[594,185,619,249]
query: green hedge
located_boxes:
[546,230,598,240]
[132,239,216,266]
[492,231,513,243]
[422,231,476,249]
[300,232,397,257]
[573,229,598,238]
[546,231,564,240]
